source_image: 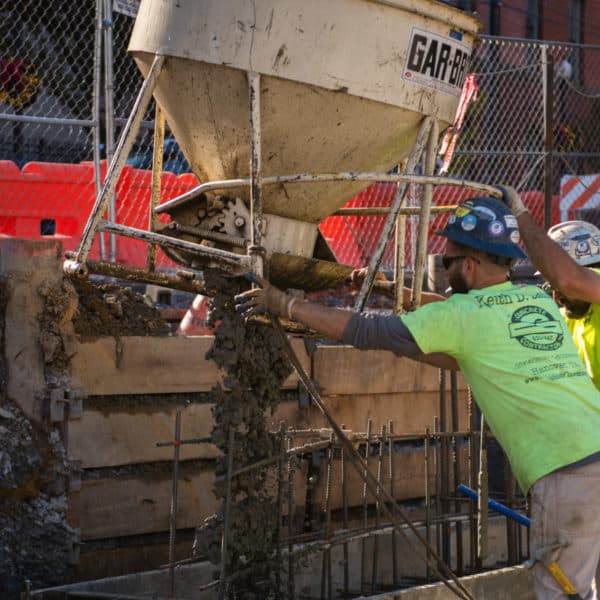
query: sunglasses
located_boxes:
[441,255,481,270]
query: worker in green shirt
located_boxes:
[502,184,600,393]
[236,195,600,600]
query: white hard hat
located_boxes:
[547,220,600,266]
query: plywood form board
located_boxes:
[68,402,218,468]
[71,336,309,395]
[270,390,469,434]
[312,346,467,395]
[70,466,219,540]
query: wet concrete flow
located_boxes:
[193,272,293,599]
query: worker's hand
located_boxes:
[497,184,528,217]
[348,267,387,290]
[234,274,296,319]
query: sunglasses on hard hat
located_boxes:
[441,255,481,270]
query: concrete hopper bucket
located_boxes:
[128,0,481,282]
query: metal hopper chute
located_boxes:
[65,0,498,307]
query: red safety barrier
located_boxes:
[319,183,560,269]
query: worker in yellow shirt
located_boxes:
[501,185,600,390]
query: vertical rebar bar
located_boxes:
[341,442,349,598]
[388,420,398,588]
[450,372,463,574]
[425,427,431,583]
[320,433,334,600]
[276,422,286,598]
[477,415,488,563]
[287,435,295,600]
[360,419,373,593]
[371,425,385,593]
[218,428,235,600]
[434,416,442,564]
[168,410,181,597]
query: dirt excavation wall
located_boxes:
[0,239,472,597]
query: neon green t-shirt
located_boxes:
[562,269,600,391]
[401,280,600,494]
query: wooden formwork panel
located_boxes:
[272,390,470,434]
[312,346,468,395]
[70,336,310,395]
[69,465,219,540]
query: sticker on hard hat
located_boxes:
[488,220,505,236]
[504,215,517,229]
[472,205,496,220]
[510,230,520,244]
[403,28,471,97]
[576,241,591,257]
[461,214,477,231]
[448,214,457,224]
[455,206,470,218]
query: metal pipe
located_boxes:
[93,0,106,261]
[542,46,554,230]
[247,71,264,278]
[394,214,407,315]
[155,172,502,215]
[354,117,433,312]
[97,221,250,268]
[148,105,165,271]
[103,0,117,261]
[457,485,530,527]
[63,258,206,294]
[74,53,165,263]
[411,119,439,309]
[334,205,456,216]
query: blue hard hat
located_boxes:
[435,196,527,259]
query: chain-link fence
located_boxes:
[1,4,600,273]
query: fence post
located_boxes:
[542,46,554,231]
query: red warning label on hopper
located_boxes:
[403,28,471,96]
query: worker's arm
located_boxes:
[235,277,459,370]
[501,184,600,303]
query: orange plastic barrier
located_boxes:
[0,160,199,267]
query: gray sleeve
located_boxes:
[341,312,424,357]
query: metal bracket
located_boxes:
[49,388,84,422]
[68,528,81,565]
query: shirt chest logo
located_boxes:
[508,305,564,351]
